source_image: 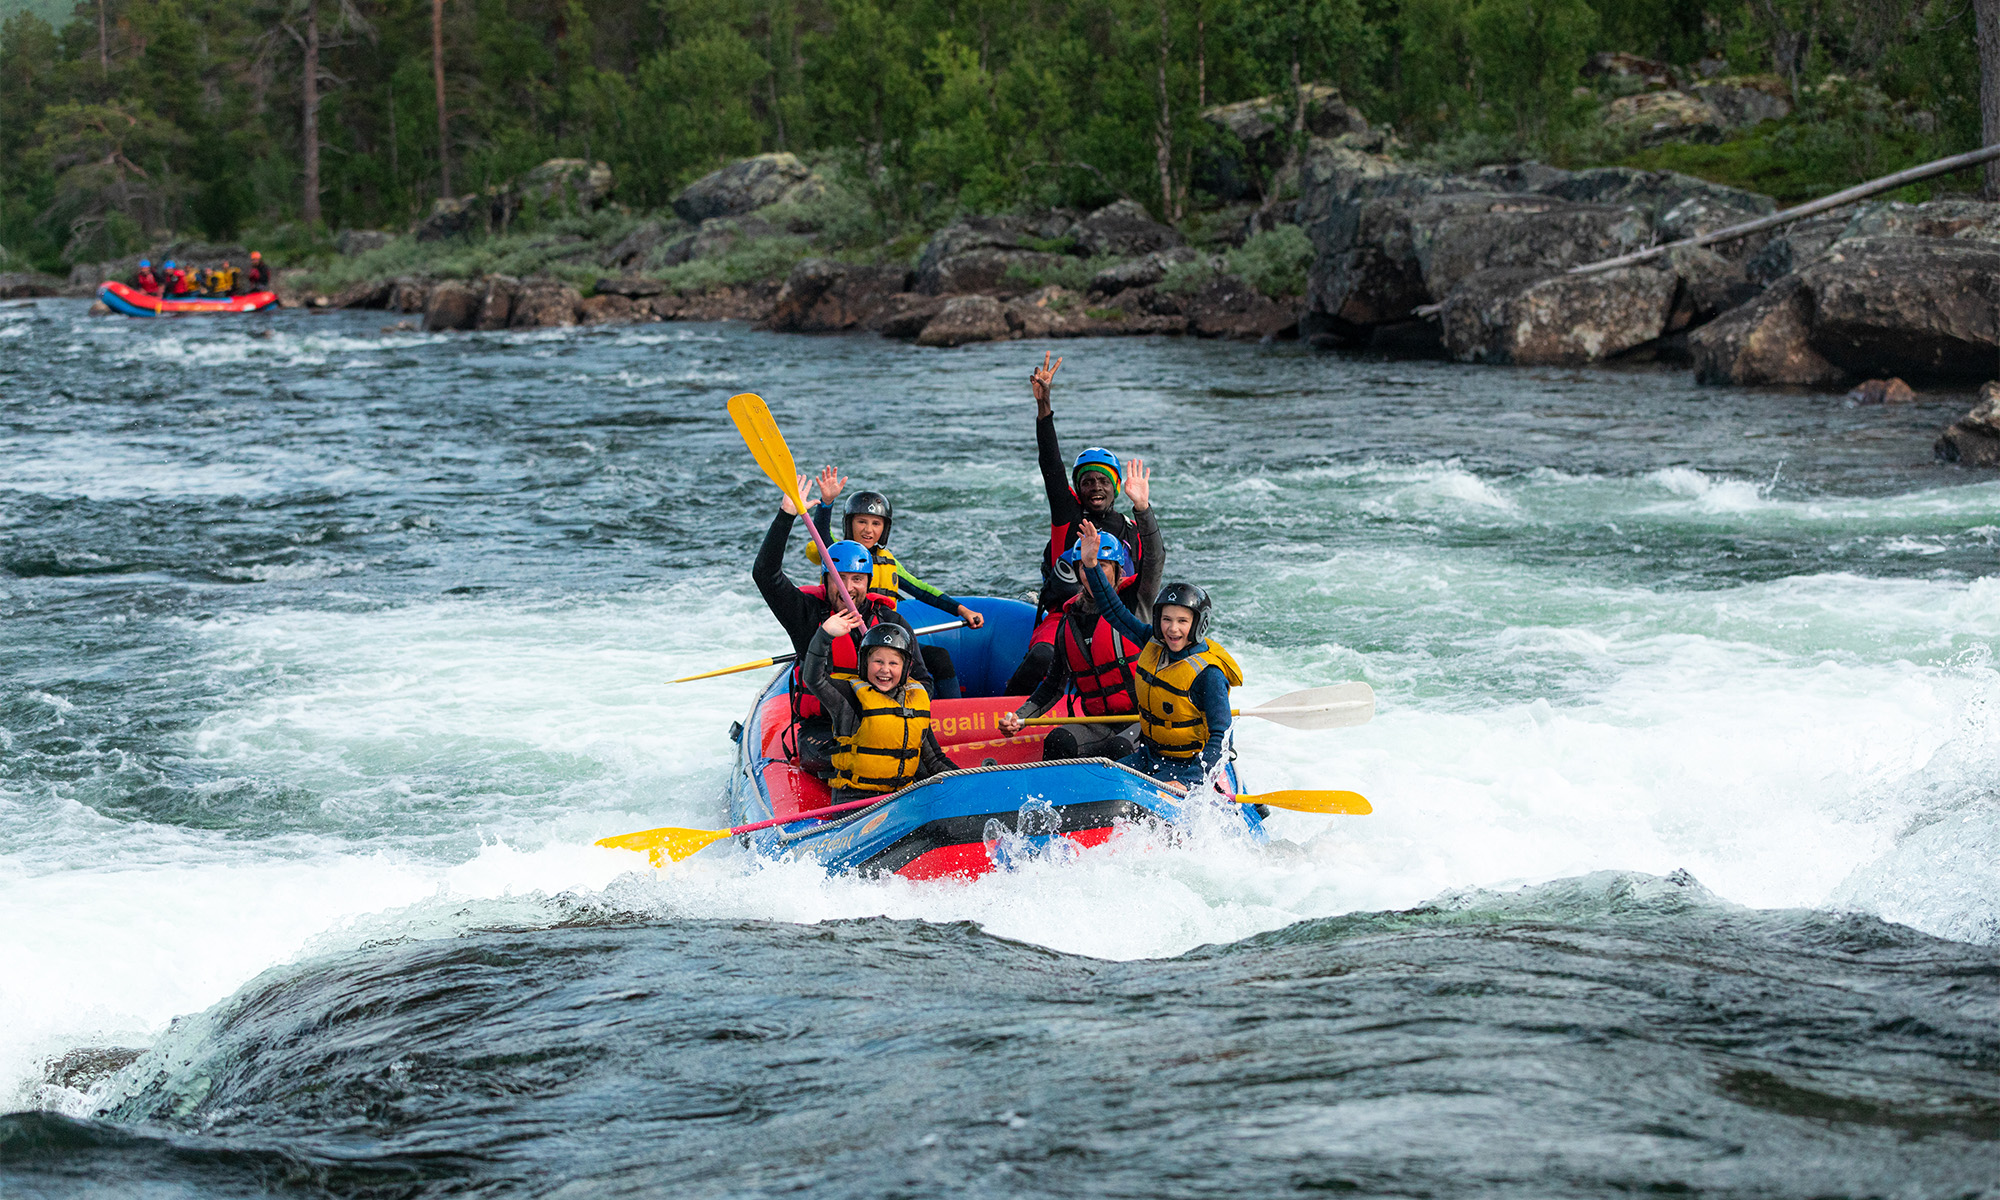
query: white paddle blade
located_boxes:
[1242,682,1375,730]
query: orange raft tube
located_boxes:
[98,280,279,318]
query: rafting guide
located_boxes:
[598,367,1375,873]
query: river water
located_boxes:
[3,299,1999,1196]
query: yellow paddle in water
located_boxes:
[597,787,1370,866]
[1023,683,1376,731]
[728,392,864,623]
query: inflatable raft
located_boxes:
[725,596,1257,880]
[98,280,279,317]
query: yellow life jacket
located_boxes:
[807,539,901,594]
[1133,638,1243,757]
[831,679,932,793]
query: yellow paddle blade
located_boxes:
[671,656,779,684]
[727,393,807,514]
[594,825,730,863]
[1236,789,1372,815]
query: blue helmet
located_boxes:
[163,260,177,269]
[1072,447,1122,493]
[1059,530,1134,575]
[138,259,151,268]
[824,539,873,576]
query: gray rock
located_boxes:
[1691,80,1792,127]
[764,259,914,333]
[580,293,642,323]
[594,277,666,298]
[1071,199,1180,258]
[509,278,583,328]
[1688,276,1848,387]
[422,280,482,331]
[1197,84,1372,201]
[0,271,64,298]
[1438,265,1677,365]
[1296,143,1480,333]
[875,295,951,339]
[1471,162,1576,193]
[476,276,517,330]
[1846,377,1916,404]
[516,159,614,211]
[1183,275,1300,341]
[1936,384,2000,465]
[916,295,1013,347]
[1090,248,1202,295]
[1799,236,2000,385]
[1743,212,1849,285]
[1601,92,1725,146]
[414,195,497,242]
[387,277,431,313]
[1841,198,2000,244]
[328,278,393,309]
[334,230,394,256]
[1536,167,1774,226]
[672,153,821,223]
[602,220,673,272]
[1415,197,1652,300]
[1665,246,1760,332]
[912,217,1066,295]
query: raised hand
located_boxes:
[1076,518,1100,569]
[781,473,818,516]
[1123,458,1151,511]
[817,465,846,504]
[821,608,862,637]
[1029,350,1063,413]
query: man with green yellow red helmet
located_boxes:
[1000,350,1148,696]
[804,466,986,699]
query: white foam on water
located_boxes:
[10,454,2000,1107]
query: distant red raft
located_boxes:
[98,281,279,318]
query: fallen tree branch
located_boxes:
[1567,141,2000,275]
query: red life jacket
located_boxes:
[789,586,900,722]
[1056,594,1137,716]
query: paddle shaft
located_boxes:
[1025,706,1314,726]
[671,620,967,683]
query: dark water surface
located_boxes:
[4,300,2000,1196]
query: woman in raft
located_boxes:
[1027,517,1243,791]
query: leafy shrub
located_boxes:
[1003,253,1120,291]
[1227,227,1313,299]
[1084,306,1125,321]
[658,234,813,291]
[1157,257,1221,295]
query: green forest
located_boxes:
[0,0,1985,274]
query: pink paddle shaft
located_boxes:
[731,795,882,837]
[796,489,863,622]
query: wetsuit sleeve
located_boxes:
[892,562,960,615]
[803,629,859,733]
[1192,664,1233,769]
[918,728,955,779]
[1038,413,1076,523]
[805,504,833,567]
[1017,634,1071,718]
[753,510,818,654]
[1084,562,1153,644]
[1132,505,1163,624]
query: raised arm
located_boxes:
[1079,520,1153,644]
[1125,459,1163,616]
[804,611,862,721]
[1032,353,1076,524]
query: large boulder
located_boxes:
[1182,275,1300,341]
[580,293,643,324]
[1602,91,1724,145]
[1664,246,1760,332]
[328,278,393,309]
[1415,196,1652,299]
[516,159,614,211]
[1438,265,1677,364]
[1196,83,1373,200]
[1070,199,1180,258]
[601,220,674,272]
[1795,237,2000,384]
[763,259,914,333]
[1089,247,1202,296]
[1841,198,2000,244]
[0,271,63,298]
[415,195,495,242]
[476,275,518,330]
[1691,76,1792,127]
[386,277,431,312]
[1297,143,1480,333]
[1536,167,1774,235]
[1744,212,1849,285]
[422,280,482,331]
[334,230,393,256]
[672,153,821,223]
[1936,381,2000,466]
[916,295,1013,347]
[509,278,583,328]
[913,217,1068,296]
[1688,276,1848,387]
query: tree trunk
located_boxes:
[1978,0,2000,198]
[302,0,321,226]
[1195,8,1205,109]
[433,0,451,200]
[97,0,108,77]
[1153,0,1176,222]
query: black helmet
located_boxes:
[1152,582,1213,643]
[844,491,893,547]
[858,621,915,662]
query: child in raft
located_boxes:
[1061,517,1242,791]
[806,466,985,698]
[804,611,956,803]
